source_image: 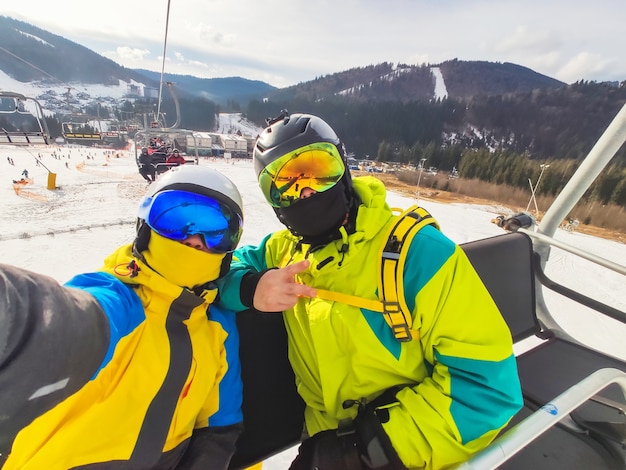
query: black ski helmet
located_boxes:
[253,111,358,241]
[253,111,347,176]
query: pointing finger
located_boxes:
[283,260,310,277]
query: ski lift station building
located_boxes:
[188,132,253,158]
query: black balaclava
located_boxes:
[277,173,360,246]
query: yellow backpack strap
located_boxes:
[314,206,438,343]
[314,289,385,313]
[377,205,439,342]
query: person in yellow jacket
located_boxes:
[216,112,523,469]
[0,166,245,469]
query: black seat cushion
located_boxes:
[517,338,626,407]
[229,310,304,469]
[461,232,540,342]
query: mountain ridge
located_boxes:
[0,16,151,86]
[1,15,574,108]
[2,14,625,174]
[132,69,277,105]
[268,60,566,104]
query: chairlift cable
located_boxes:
[0,45,59,82]
[156,0,172,125]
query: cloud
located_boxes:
[108,46,151,63]
[557,52,617,83]
[6,0,626,88]
[188,60,209,69]
[494,26,562,55]
[186,22,235,46]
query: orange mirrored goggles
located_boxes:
[258,142,345,208]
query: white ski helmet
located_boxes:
[134,165,243,257]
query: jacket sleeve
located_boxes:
[379,227,523,469]
[216,235,272,312]
[0,265,145,455]
[0,264,110,453]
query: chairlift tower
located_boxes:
[526,163,550,215]
[415,158,427,202]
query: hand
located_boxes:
[253,260,317,312]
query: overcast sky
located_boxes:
[4,0,625,88]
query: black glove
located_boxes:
[289,399,405,470]
[289,428,362,470]
[351,401,406,469]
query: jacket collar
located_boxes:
[285,176,392,268]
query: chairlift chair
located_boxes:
[134,128,200,177]
[0,92,50,145]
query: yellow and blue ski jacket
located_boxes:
[1,243,242,469]
[217,176,522,469]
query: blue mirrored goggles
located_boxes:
[138,190,242,253]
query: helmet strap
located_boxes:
[133,220,152,254]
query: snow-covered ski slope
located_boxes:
[1,143,623,360]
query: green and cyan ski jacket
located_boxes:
[217,176,522,469]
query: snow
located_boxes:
[0,70,149,118]
[216,112,262,137]
[1,140,625,468]
[431,67,448,100]
[0,69,141,100]
[16,30,54,48]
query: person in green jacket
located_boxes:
[216,111,523,469]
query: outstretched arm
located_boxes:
[0,264,110,453]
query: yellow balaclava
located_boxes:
[142,231,225,293]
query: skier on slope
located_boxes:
[216,112,523,469]
[0,166,244,469]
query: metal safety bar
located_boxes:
[518,228,626,277]
[527,102,626,334]
[536,102,626,244]
[0,130,48,145]
[455,368,626,469]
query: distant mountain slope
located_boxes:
[0,15,276,106]
[0,16,152,86]
[439,59,564,98]
[267,60,565,103]
[133,69,277,105]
